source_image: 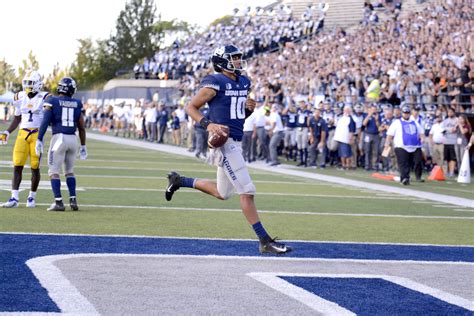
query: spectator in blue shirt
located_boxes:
[362,104,381,170]
[157,103,168,143]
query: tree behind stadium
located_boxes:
[72,0,159,89]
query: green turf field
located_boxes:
[0,130,473,245]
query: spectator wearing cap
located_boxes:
[385,105,425,185]
[308,107,327,168]
[268,104,285,166]
[281,104,298,161]
[441,107,458,177]
[362,104,381,170]
[296,99,311,167]
[334,105,356,170]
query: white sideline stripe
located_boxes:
[248,272,354,315]
[78,186,411,200]
[83,158,204,165]
[22,254,474,315]
[26,256,99,315]
[87,133,474,208]
[3,231,474,249]
[454,209,474,212]
[32,203,474,220]
[248,272,474,312]
[432,205,459,208]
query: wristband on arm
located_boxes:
[200,117,211,129]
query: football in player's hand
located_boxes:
[208,126,229,148]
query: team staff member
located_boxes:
[384,105,425,185]
[308,108,327,168]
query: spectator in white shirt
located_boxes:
[441,107,458,177]
[268,104,285,166]
[334,106,356,169]
[429,115,445,167]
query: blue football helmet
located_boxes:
[211,44,247,75]
[57,77,77,97]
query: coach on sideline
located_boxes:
[384,104,425,185]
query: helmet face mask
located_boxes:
[22,71,43,96]
[57,77,77,97]
[211,45,247,75]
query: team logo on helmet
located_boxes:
[211,44,247,76]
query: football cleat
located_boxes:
[47,200,65,212]
[26,197,36,208]
[259,236,292,254]
[2,198,19,208]
[165,171,182,201]
[70,197,79,211]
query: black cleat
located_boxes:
[259,236,292,254]
[165,171,182,201]
[47,200,66,212]
[70,197,79,211]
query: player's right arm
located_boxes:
[186,87,227,136]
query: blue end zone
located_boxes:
[0,233,473,312]
[281,277,472,315]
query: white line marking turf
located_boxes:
[87,133,474,208]
[247,272,474,312]
[20,254,474,315]
[29,203,474,220]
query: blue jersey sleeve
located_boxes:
[200,75,221,91]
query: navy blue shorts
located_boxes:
[338,142,352,158]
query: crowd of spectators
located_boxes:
[133,3,327,80]
[91,0,472,180]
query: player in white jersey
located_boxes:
[0,71,48,208]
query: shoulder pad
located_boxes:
[41,92,50,100]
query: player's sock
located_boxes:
[304,149,308,165]
[66,176,76,197]
[12,190,19,200]
[51,179,62,199]
[181,177,196,188]
[28,191,36,198]
[252,221,269,240]
[299,149,304,164]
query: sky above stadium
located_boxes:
[0,0,272,77]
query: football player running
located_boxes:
[165,45,292,254]
[36,77,87,211]
[0,71,48,208]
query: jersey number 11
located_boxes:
[62,108,74,127]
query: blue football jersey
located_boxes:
[44,95,83,135]
[296,108,311,128]
[200,73,251,141]
[286,111,298,128]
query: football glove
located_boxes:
[79,145,88,160]
[0,131,9,145]
[35,139,44,156]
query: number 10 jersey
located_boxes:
[200,73,251,141]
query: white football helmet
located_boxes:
[22,70,43,95]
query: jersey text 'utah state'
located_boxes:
[200,73,251,141]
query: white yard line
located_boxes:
[32,203,474,220]
[88,133,474,208]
